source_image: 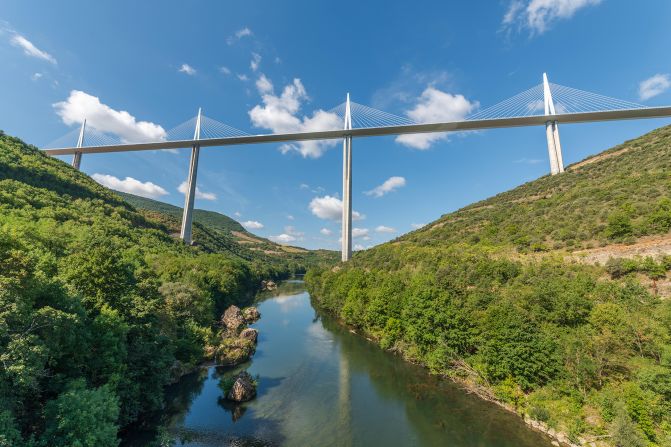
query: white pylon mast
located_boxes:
[543,73,564,174]
[341,94,353,262]
[71,119,86,170]
[180,108,202,245]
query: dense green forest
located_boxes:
[0,131,334,446]
[307,125,671,447]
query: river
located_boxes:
[125,280,553,447]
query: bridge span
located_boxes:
[42,74,671,261]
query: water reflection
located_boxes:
[123,281,552,447]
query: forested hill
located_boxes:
[117,191,246,234]
[307,125,671,447]
[0,130,333,446]
[115,191,337,269]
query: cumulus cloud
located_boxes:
[53,90,166,143]
[177,181,217,201]
[365,176,406,197]
[639,74,670,101]
[256,74,273,93]
[220,66,232,75]
[31,72,43,81]
[10,34,56,64]
[249,76,341,158]
[237,74,249,82]
[320,228,332,236]
[234,211,242,217]
[270,233,296,244]
[375,225,396,233]
[179,64,196,75]
[287,214,295,220]
[502,0,601,35]
[411,223,426,229]
[396,87,477,149]
[250,52,261,72]
[227,27,253,45]
[309,195,364,221]
[242,220,264,229]
[354,244,367,251]
[352,228,369,239]
[92,173,168,199]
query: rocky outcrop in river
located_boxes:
[226,371,257,402]
[215,305,260,366]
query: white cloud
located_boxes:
[227,27,253,45]
[320,228,332,236]
[270,233,296,244]
[53,90,166,143]
[503,0,602,35]
[375,225,396,233]
[92,173,168,199]
[220,66,232,75]
[287,214,295,220]
[179,64,196,75]
[354,244,366,251]
[309,195,364,221]
[256,74,273,93]
[177,181,217,201]
[395,87,477,149]
[283,226,305,240]
[242,220,264,229]
[514,157,544,164]
[352,228,369,239]
[249,76,341,158]
[250,52,261,72]
[31,72,43,81]
[10,34,56,64]
[639,74,670,101]
[234,211,242,217]
[365,176,406,197]
[411,223,426,229]
[237,73,249,82]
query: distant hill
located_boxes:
[307,125,671,446]
[115,191,338,269]
[116,191,246,234]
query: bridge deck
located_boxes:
[43,107,671,156]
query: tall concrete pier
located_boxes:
[341,94,353,262]
[543,73,565,175]
[180,108,202,245]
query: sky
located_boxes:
[1,0,671,250]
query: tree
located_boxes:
[42,379,120,447]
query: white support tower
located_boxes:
[341,94,353,262]
[180,108,202,245]
[543,73,564,175]
[71,119,86,170]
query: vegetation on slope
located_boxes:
[306,125,671,447]
[116,191,338,272]
[0,131,333,446]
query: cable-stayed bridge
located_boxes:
[42,74,671,261]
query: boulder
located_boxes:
[240,328,258,343]
[221,305,245,334]
[261,280,277,291]
[227,371,257,402]
[215,337,255,366]
[242,307,260,323]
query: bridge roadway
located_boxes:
[43,106,671,156]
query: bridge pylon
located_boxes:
[180,108,202,245]
[341,94,353,262]
[71,119,86,170]
[543,73,564,175]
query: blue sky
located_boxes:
[1,0,671,250]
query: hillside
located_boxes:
[115,191,338,270]
[306,125,671,447]
[0,130,333,447]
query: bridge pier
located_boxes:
[180,108,202,245]
[543,73,564,175]
[71,119,86,170]
[341,94,353,262]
